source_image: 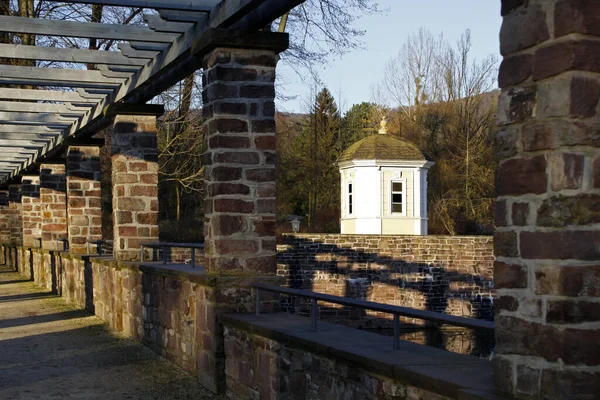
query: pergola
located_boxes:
[0,0,300,185]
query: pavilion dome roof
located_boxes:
[339,133,427,163]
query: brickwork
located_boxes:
[201,47,279,275]
[495,1,600,398]
[278,234,495,326]
[111,114,159,261]
[8,184,22,247]
[21,176,41,248]
[67,145,102,254]
[40,163,67,250]
[0,190,9,245]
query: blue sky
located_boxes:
[277,0,503,113]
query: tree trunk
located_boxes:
[87,4,104,69]
[18,0,35,88]
[179,74,194,119]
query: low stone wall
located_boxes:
[220,313,498,400]
[223,324,451,400]
[277,234,495,326]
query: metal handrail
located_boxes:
[139,241,204,268]
[87,239,113,256]
[253,284,494,351]
[55,238,68,251]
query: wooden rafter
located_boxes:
[0,0,299,185]
[0,43,149,66]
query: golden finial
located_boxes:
[379,116,388,135]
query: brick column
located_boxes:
[201,35,288,276]
[21,175,41,248]
[67,145,102,254]
[494,1,600,398]
[0,190,9,244]
[190,30,289,393]
[0,190,8,266]
[110,105,162,261]
[8,184,22,247]
[40,163,67,250]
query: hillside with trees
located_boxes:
[276,28,499,236]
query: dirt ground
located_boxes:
[0,264,224,400]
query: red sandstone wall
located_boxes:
[223,325,453,400]
[277,234,495,325]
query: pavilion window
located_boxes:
[348,183,353,215]
[391,181,403,214]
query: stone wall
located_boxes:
[277,234,495,326]
[8,184,22,246]
[223,323,453,400]
[0,190,9,247]
[21,176,41,248]
[67,145,102,254]
[39,164,67,249]
[494,1,600,398]
[111,114,160,261]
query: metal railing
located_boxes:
[55,238,69,251]
[140,242,204,268]
[253,284,494,350]
[87,239,113,256]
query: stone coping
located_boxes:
[219,313,509,400]
[281,233,493,240]
[2,243,284,288]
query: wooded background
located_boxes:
[1,1,498,240]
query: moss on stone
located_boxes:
[339,134,426,163]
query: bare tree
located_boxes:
[279,0,382,81]
[375,28,498,234]
[379,27,445,121]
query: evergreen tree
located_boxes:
[290,88,342,232]
[342,102,379,145]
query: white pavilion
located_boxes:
[338,118,434,235]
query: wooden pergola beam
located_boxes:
[0,112,76,125]
[158,10,207,22]
[0,0,303,186]
[0,125,63,134]
[0,88,104,103]
[44,0,220,11]
[0,101,91,114]
[0,15,180,43]
[0,43,149,66]
[0,64,128,85]
[144,14,194,33]
[0,133,62,140]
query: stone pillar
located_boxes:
[0,189,9,266]
[110,105,162,261]
[67,145,102,254]
[40,163,67,250]
[494,1,600,398]
[192,29,289,393]
[201,36,288,275]
[8,184,22,247]
[21,175,41,248]
[0,190,9,245]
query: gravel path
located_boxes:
[0,264,223,400]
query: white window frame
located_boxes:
[389,179,406,217]
[347,181,354,216]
